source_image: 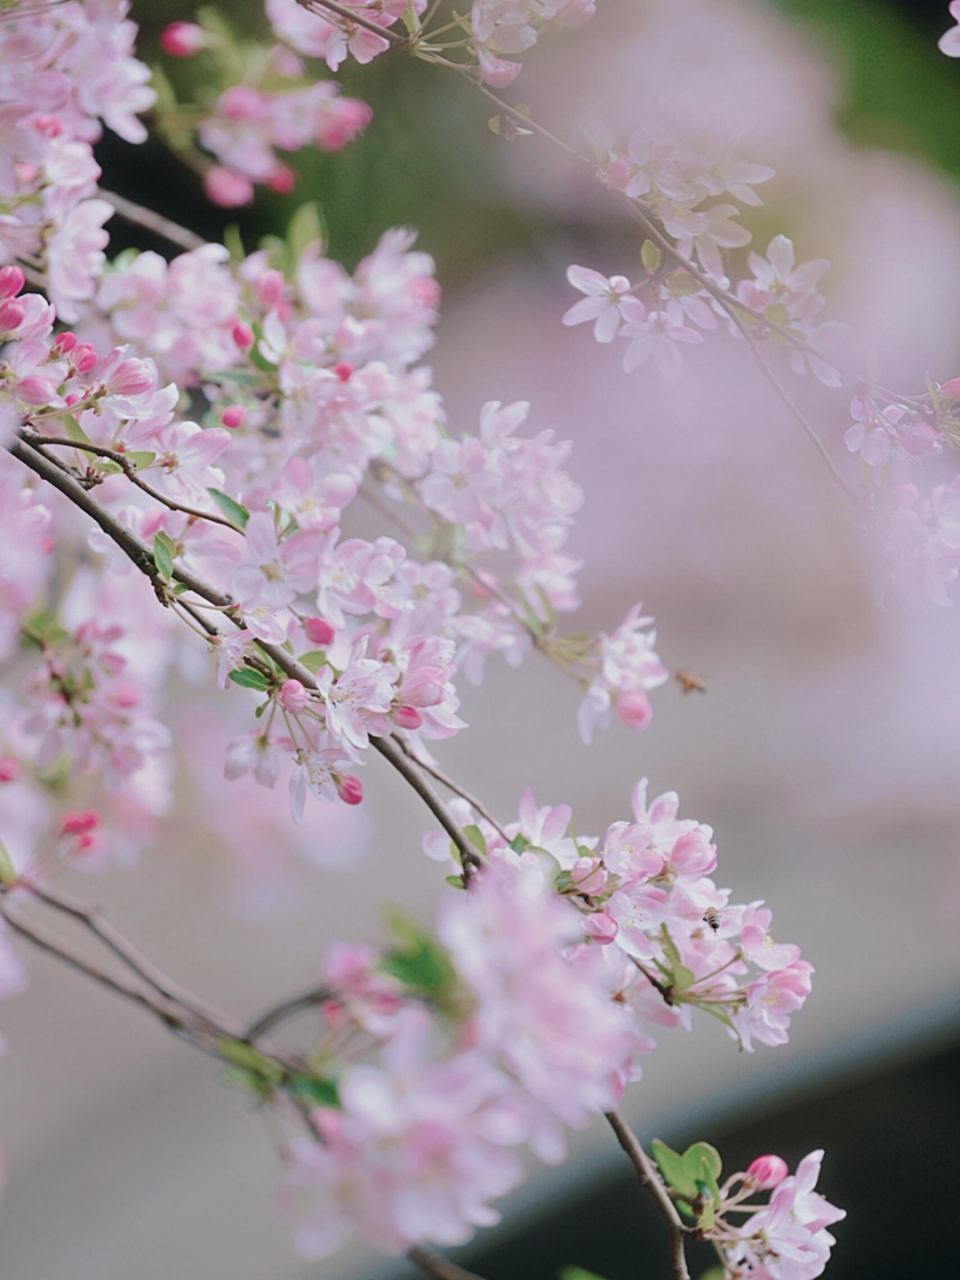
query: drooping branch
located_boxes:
[246,985,334,1041]
[606,1110,691,1280]
[408,1245,490,1280]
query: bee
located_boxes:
[703,909,721,933]
[676,669,707,695]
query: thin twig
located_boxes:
[22,433,241,530]
[98,189,206,253]
[246,986,333,1041]
[392,734,510,843]
[371,735,482,874]
[408,1245,490,1280]
[606,1110,691,1280]
[297,0,408,45]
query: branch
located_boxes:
[246,985,333,1041]
[297,0,408,46]
[408,1245,490,1280]
[391,734,510,843]
[98,189,206,253]
[605,1110,691,1280]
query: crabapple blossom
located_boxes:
[941,1,960,55]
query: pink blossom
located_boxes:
[562,266,638,343]
[941,0,960,55]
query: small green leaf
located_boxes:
[559,1268,611,1280]
[652,1139,700,1202]
[510,834,529,853]
[697,1268,726,1280]
[287,202,325,262]
[153,531,176,580]
[463,824,488,856]
[445,875,466,889]
[297,650,328,674]
[207,487,250,530]
[126,451,156,472]
[223,223,246,264]
[380,909,457,997]
[62,415,93,445]
[641,240,662,273]
[288,1074,340,1108]
[229,668,270,691]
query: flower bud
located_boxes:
[0,265,24,299]
[0,300,24,333]
[279,679,309,713]
[401,667,446,708]
[336,774,363,805]
[616,688,652,731]
[232,321,255,350]
[221,405,246,429]
[334,361,354,382]
[304,616,334,646]
[160,21,208,57]
[72,343,99,375]
[746,1155,789,1190]
[393,704,423,731]
[59,810,99,838]
[204,166,254,209]
[0,757,20,784]
[268,165,296,195]
[254,269,285,308]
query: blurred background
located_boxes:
[3,0,960,1277]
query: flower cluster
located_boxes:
[469,0,595,87]
[0,0,154,318]
[157,15,373,207]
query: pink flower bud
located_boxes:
[0,300,24,332]
[336,774,363,805]
[160,21,208,57]
[583,910,618,943]
[64,393,82,407]
[268,164,296,195]
[940,378,960,399]
[72,343,99,374]
[315,99,373,150]
[232,321,255,350]
[571,855,607,895]
[279,679,309,713]
[59,810,99,838]
[33,114,63,138]
[334,361,354,381]
[107,681,140,709]
[254,269,285,308]
[204,166,254,209]
[16,375,56,406]
[0,265,24,299]
[616,688,653,731]
[393,704,423,731]
[746,1155,789,1190]
[54,331,78,355]
[221,405,246,429]
[0,756,20,784]
[304,616,334,645]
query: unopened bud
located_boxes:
[616,688,652,731]
[221,405,246,429]
[746,1155,789,1190]
[232,321,255,350]
[335,774,363,805]
[279,679,309,713]
[160,21,208,57]
[304,617,334,646]
[0,757,20,784]
[393,704,422,731]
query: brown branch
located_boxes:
[22,432,241,530]
[246,985,333,1041]
[391,734,510,843]
[297,0,408,45]
[408,1245,490,1280]
[606,1110,691,1280]
[98,189,206,253]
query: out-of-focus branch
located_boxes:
[297,0,409,45]
[246,985,334,1041]
[98,189,206,253]
[408,1245,490,1280]
[606,1110,691,1280]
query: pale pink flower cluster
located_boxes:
[0,0,154,318]
[0,463,53,661]
[577,604,668,742]
[469,0,595,87]
[285,858,639,1257]
[199,81,372,207]
[720,1151,846,1280]
[267,0,427,70]
[844,393,943,481]
[424,781,812,1053]
[941,1,960,55]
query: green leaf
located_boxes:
[559,1268,611,1280]
[62,415,93,445]
[402,0,420,32]
[126,451,156,472]
[764,301,790,328]
[652,1139,701,1202]
[223,223,246,264]
[696,1195,716,1232]
[380,909,457,997]
[153,530,176,580]
[216,1038,285,1085]
[510,834,529,853]
[641,239,662,273]
[444,875,466,889]
[207,487,250,530]
[463,824,488,856]
[697,1269,726,1280]
[287,202,325,262]
[287,1074,340,1108]
[297,649,328,674]
[229,668,270,691]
